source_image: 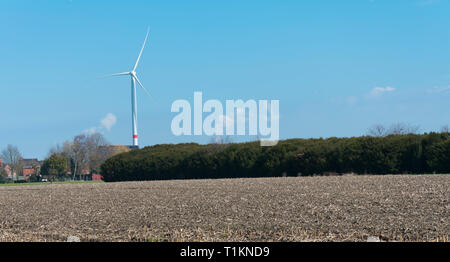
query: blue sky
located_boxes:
[0,0,449,159]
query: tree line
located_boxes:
[41,133,129,181]
[0,133,129,183]
[100,130,450,182]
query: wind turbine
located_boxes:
[105,27,152,148]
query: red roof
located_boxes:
[92,174,103,181]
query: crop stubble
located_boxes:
[0,175,448,241]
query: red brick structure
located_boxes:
[20,158,41,179]
[92,174,103,181]
[0,157,15,179]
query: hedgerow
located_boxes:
[100,133,450,182]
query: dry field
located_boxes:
[0,175,448,242]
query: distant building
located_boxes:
[0,157,15,179]
[0,157,41,181]
[99,145,133,155]
[92,174,103,181]
[0,157,7,179]
[1,145,133,182]
[20,158,41,179]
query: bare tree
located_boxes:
[207,136,233,154]
[46,133,118,180]
[368,123,420,137]
[1,145,23,180]
[46,138,86,181]
[52,136,88,181]
[0,163,7,182]
[47,143,65,158]
[210,135,233,145]
[70,135,90,180]
[387,123,420,135]
[367,124,387,137]
[85,133,110,174]
[441,125,449,133]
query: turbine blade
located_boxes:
[101,72,130,78]
[132,27,150,71]
[133,75,154,101]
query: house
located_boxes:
[0,157,7,179]
[0,157,15,180]
[92,174,103,181]
[0,157,41,181]
[20,158,41,179]
[1,156,102,182]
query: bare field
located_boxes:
[0,175,448,242]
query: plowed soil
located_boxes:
[0,175,448,242]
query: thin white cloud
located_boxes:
[427,86,450,94]
[368,86,396,98]
[83,113,117,134]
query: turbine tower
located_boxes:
[105,28,152,148]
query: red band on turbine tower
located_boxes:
[133,135,138,139]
